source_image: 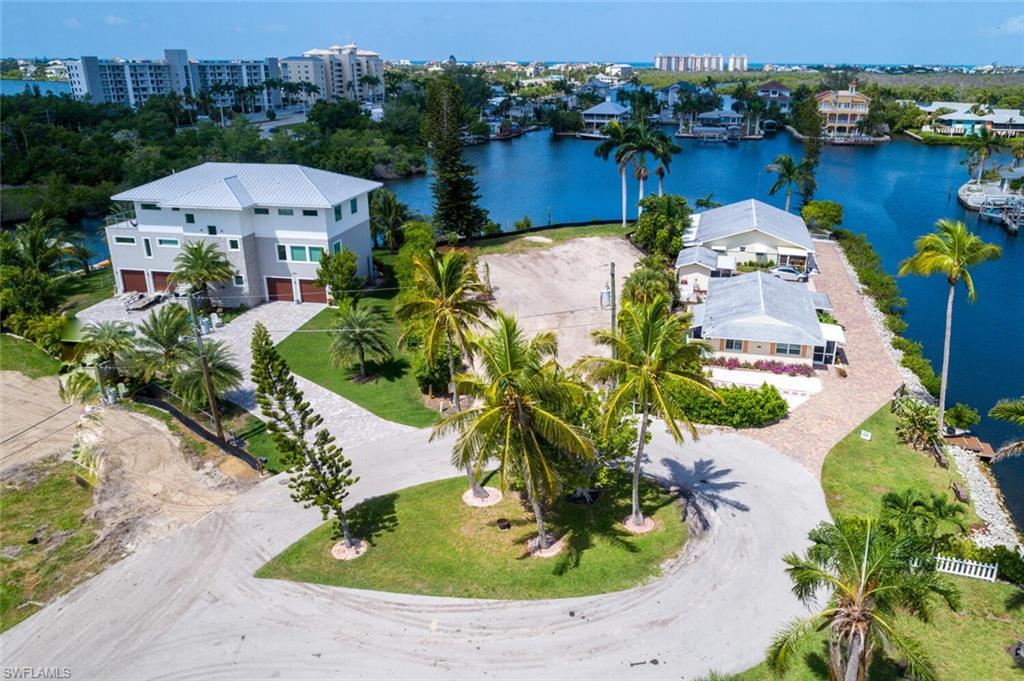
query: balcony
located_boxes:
[105,208,138,230]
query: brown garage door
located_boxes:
[266,277,294,302]
[121,269,148,293]
[151,271,172,292]
[298,279,328,304]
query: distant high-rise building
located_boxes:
[282,44,384,105]
[66,49,281,109]
[654,53,748,73]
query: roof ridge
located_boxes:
[295,165,331,204]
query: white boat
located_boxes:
[575,129,610,140]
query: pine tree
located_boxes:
[423,77,488,239]
[250,322,360,547]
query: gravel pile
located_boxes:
[949,445,1022,550]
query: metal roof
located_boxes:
[675,246,720,270]
[697,109,742,119]
[693,199,815,252]
[583,100,628,115]
[702,272,825,346]
[811,291,834,312]
[112,162,382,210]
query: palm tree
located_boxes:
[695,192,722,210]
[59,370,100,405]
[131,303,191,380]
[765,153,803,212]
[578,297,716,528]
[965,127,1007,182]
[394,250,497,499]
[172,339,243,410]
[768,516,959,681]
[898,220,1001,429]
[329,301,392,380]
[652,133,682,197]
[434,313,594,550]
[1,211,76,275]
[82,320,136,390]
[990,397,1024,458]
[595,120,629,227]
[616,121,666,212]
[169,241,234,296]
[370,189,411,253]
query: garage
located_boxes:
[151,271,172,292]
[265,277,294,302]
[121,269,148,293]
[298,279,328,304]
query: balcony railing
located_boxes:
[105,208,138,229]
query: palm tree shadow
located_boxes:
[363,356,410,383]
[655,457,749,535]
[342,493,400,547]
[1006,587,1024,611]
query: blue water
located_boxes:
[1,79,71,96]
[389,130,1024,526]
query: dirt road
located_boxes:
[0,371,79,475]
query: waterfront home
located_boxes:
[696,109,744,127]
[932,105,1024,138]
[689,271,844,366]
[656,80,700,109]
[105,162,380,306]
[756,80,792,114]
[815,84,871,138]
[674,246,736,303]
[683,199,816,269]
[582,99,629,129]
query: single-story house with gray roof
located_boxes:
[683,199,816,269]
[689,271,844,366]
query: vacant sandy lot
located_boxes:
[0,371,80,474]
[481,236,642,365]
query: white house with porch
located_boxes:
[582,99,628,129]
[683,199,816,269]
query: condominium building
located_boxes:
[655,53,748,73]
[66,49,281,110]
[281,44,384,105]
[815,83,871,137]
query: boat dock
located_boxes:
[978,195,1023,235]
[945,435,997,462]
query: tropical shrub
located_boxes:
[513,214,533,232]
[800,200,843,231]
[704,356,815,377]
[894,396,942,451]
[631,194,692,260]
[944,402,981,430]
[314,247,361,305]
[670,383,789,428]
[621,254,680,307]
[949,540,1024,586]
[394,221,437,291]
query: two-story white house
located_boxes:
[105,162,381,306]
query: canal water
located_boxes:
[1,79,71,96]
[389,130,1024,527]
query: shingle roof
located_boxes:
[112,162,382,210]
[693,199,815,252]
[702,272,825,346]
[675,246,720,270]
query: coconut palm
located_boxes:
[990,397,1024,458]
[370,189,411,253]
[767,516,959,681]
[577,297,717,527]
[394,250,497,499]
[965,126,1007,182]
[595,120,630,227]
[695,192,722,210]
[168,241,234,296]
[434,313,594,549]
[328,301,392,380]
[130,303,191,380]
[898,220,1001,430]
[1,211,77,275]
[172,339,243,410]
[765,153,803,212]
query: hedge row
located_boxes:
[671,383,789,429]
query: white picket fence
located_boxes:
[912,554,998,582]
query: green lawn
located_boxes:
[462,222,629,256]
[0,460,105,632]
[257,471,687,599]
[0,334,61,378]
[59,268,115,317]
[275,288,438,428]
[228,413,286,474]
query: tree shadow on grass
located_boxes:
[1006,587,1024,611]
[656,458,749,535]
[340,493,400,547]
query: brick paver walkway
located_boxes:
[744,241,902,476]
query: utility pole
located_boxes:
[187,294,225,441]
[609,261,617,388]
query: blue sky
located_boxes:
[2,2,1023,65]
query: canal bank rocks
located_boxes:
[950,445,1022,550]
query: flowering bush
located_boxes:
[705,356,815,377]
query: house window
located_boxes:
[185,213,195,224]
[290,245,308,262]
[140,203,160,210]
[332,241,341,254]
[334,205,342,221]
[724,339,743,351]
[143,238,153,257]
[738,246,747,252]
[113,236,136,245]
[255,208,270,215]
[349,198,358,214]
[157,238,179,247]
[207,225,217,236]
[276,244,287,261]
[233,275,245,286]
[775,343,802,356]
[302,209,318,217]
[171,207,180,212]
[308,246,324,262]
[228,239,240,251]
[278,208,294,216]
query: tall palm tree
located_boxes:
[616,121,665,212]
[370,189,411,253]
[767,516,959,681]
[435,313,594,550]
[595,120,629,227]
[169,241,234,296]
[990,397,1024,458]
[172,339,243,410]
[965,127,1007,182]
[652,133,682,197]
[578,297,716,528]
[765,153,802,212]
[130,303,191,380]
[329,301,392,380]
[898,220,1001,429]
[394,250,497,499]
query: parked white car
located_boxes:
[769,266,809,282]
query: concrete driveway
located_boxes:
[0,425,828,679]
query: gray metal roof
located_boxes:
[697,109,742,119]
[702,272,825,346]
[689,303,706,329]
[694,199,815,252]
[811,291,834,312]
[675,246,720,270]
[112,162,382,210]
[583,100,628,115]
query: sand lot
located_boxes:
[481,236,642,364]
[0,371,80,474]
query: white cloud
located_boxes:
[981,14,1024,36]
[64,17,81,29]
[104,15,129,26]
